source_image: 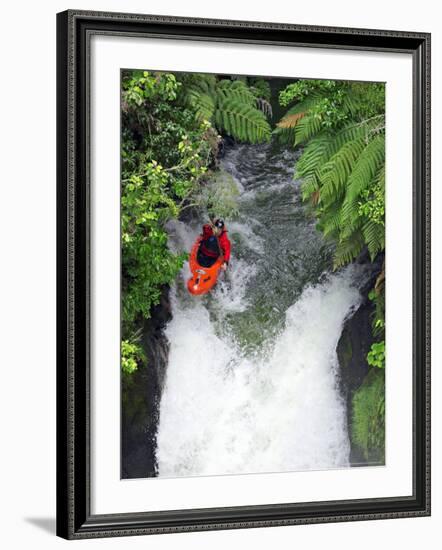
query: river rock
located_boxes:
[121,285,172,479]
[337,299,373,395]
[143,287,172,391]
[336,253,384,466]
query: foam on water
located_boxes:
[156,266,362,477]
[228,220,265,254]
[156,142,364,478]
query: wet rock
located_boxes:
[217,135,236,158]
[337,296,374,466]
[336,254,384,466]
[337,299,373,395]
[121,286,171,479]
[142,288,172,391]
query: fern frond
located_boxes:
[186,92,216,122]
[217,80,256,106]
[340,134,385,227]
[296,133,334,180]
[182,75,217,121]
[362,219,385,260]
[296,120,376,181]
[274,97,319,144]
[276,112,306,128]
[340,86,366,118]
[281,97,319,116]
[320,204,343,238]
[301,173,321,200]
[294,114,323,146]
[347,134,385,201]
[319,138,367,205]
[215,98,271,143]
[191,74,217,94]
[339,213,364,240]
[333,233,365,269]
[278,81,386,270]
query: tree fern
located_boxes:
[362,219,385,260]
[333,233,365,269]
[346,133,385,202]
[297,119,382,186]
[189,92,216,122]
[217,79,256,105]
[340,133,385,227]
[274,97,318,144]
[275,86,372,147]
[319,137,367,205]
[293,114,323,146]
[318,203,343,238]
[181,75,271,143]
[277,80,386,269]
[215,98,271,143]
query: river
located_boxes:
[155,139,368,478]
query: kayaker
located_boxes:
[196,224,221,268]
[213,219,231,271]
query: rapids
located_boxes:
[155,141,366,477]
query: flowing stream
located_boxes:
[155,140,366,478]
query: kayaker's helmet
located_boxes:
[214,219,225,230]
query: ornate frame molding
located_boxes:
[56,10,430,539]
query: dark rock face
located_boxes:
[121,287,172,479]
[142,290,172,392]
[337,302,373,396]
[336,254,384,465]
[337,297,374,466]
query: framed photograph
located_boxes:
[56,10,431,539]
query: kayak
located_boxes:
[187,236,224,296]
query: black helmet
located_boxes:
[214,219,225,229]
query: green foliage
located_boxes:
[368,265,385,339]
[367,341,385,369]
[358,169,385,226]
[248,78,272,101]
[121,70,270,373]
[121,70,219,371]
[273,97,318,145]
[121,340,145,375]
[279,79,340,106]
[195,169,240,220]
[181,74,272,143]
[277,80,387,466]
[352,368,385,463]
[215,99,271,143]
[276,79,385,269]
[123,70,180,106]
[121,161,187,327]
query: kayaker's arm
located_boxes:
[219,232,231,263]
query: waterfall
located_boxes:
[154,141,365,478]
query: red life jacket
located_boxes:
[200,238,220,258]
[199,225,220,258]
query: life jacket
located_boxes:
[199,235,220,258]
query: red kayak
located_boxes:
[187,237,224,296]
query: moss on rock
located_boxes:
[351,367,385,464]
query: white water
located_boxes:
[155,143,365,478]
[156,257,363,477]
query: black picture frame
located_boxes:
[56,9,431,540]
